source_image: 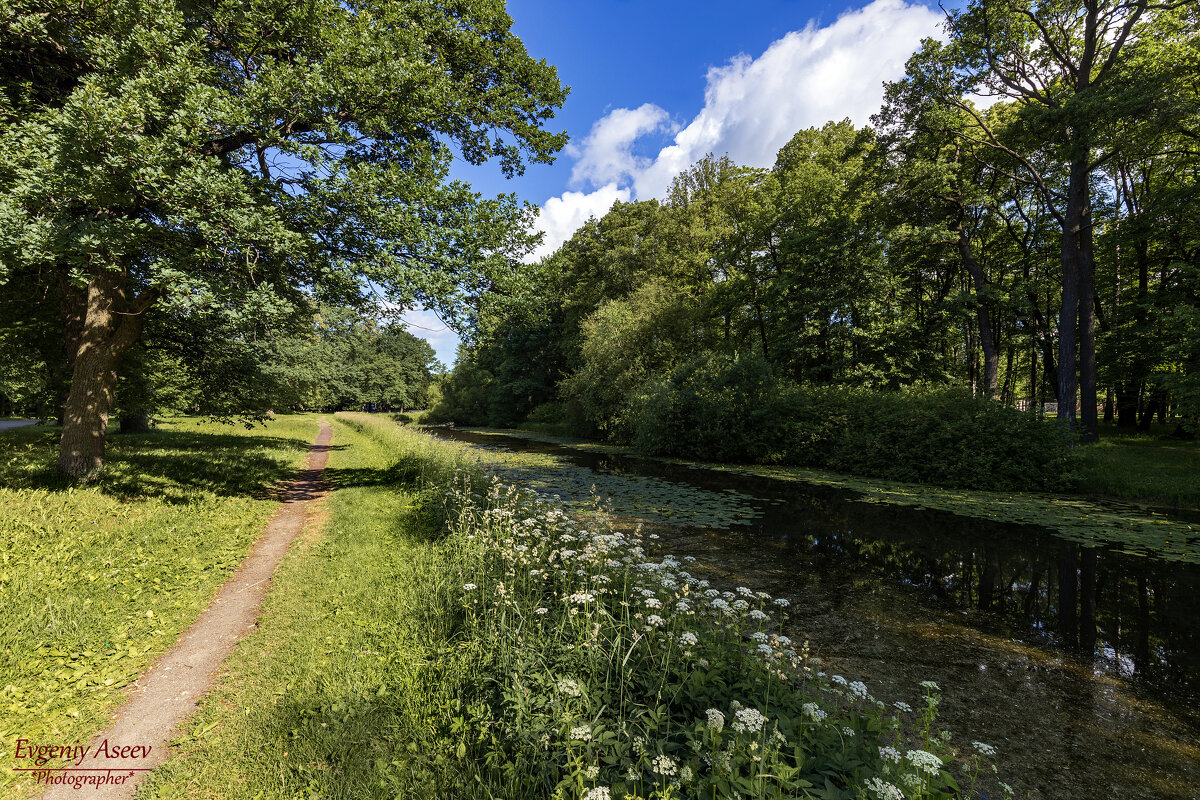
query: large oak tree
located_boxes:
[0,0,567,478]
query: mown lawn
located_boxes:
[0,415,322,799]
[1071,423,1200,510]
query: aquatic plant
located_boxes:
[442,471,1006,799]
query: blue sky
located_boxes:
[404,0,946,365]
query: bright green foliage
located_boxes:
[0,0,567,475]
[113,306,438,417]
[0,0,567,309]
[438,5,1200,471]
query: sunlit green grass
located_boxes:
[0,415,321,799]
[1071,424,1200,510]
[140,414,471,800]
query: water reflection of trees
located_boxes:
[444,436,1199,711]
[753,489,1200,706]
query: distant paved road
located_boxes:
[0,420,37,431]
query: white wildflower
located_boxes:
[732,708,767,733]
[679,632,698,646]
[879,746,902,763]
[906,749,943,775]
[650,754,677,776]
[583,789,610,800]
[919,680,940,692]
[463,583,477,591]
[801,703,826,722]
[848,681,870,700]
[705,708,725,732]
[772,598,790,607]
[893,701,912,713]
[748,609,768,621]
[556,678,581,697]
[569,725,591,742]
[865,777,905,800]
[646,614,665,627]
[973,741,997,757]
[584,765,600,780]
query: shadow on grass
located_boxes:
[0,427,344,502]
[251,684,461,800]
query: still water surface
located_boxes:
[435,428,1200,799]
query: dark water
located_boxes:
[435,428,1200,799]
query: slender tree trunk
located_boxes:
[1078,198,1099,441]
[58,270,155,480]
[1117,380,1140,428]
[955,213,999,398]
[1059,154,1091,434]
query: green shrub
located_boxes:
[631,356,1073,492]
[631,353,797,463]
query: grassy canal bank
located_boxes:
[135,414,998,799]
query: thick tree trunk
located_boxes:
[58,270,154,480]
[1116,380,1140,428]
[1058,154,1091,434]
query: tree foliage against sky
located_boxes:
[438,0,1200,450]
[0,0,566,476]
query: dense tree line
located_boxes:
[1,302,438,423]
[437,0,1200,458]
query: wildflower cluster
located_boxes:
[441,469,1003,799]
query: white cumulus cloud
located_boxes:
[568,103,674,189]
[557,0,943,204]
[528,182,631,262]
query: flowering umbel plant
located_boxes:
[441,471,1007,799]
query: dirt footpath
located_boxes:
[40,420,334,800]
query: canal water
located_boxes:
[433,427,1200,800]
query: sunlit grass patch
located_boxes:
[0,414,321,799]
[1071,432,1200,510]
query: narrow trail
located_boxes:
[40,420,334,800]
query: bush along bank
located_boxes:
[442,469,1009,799]
[629,353,1073,492]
